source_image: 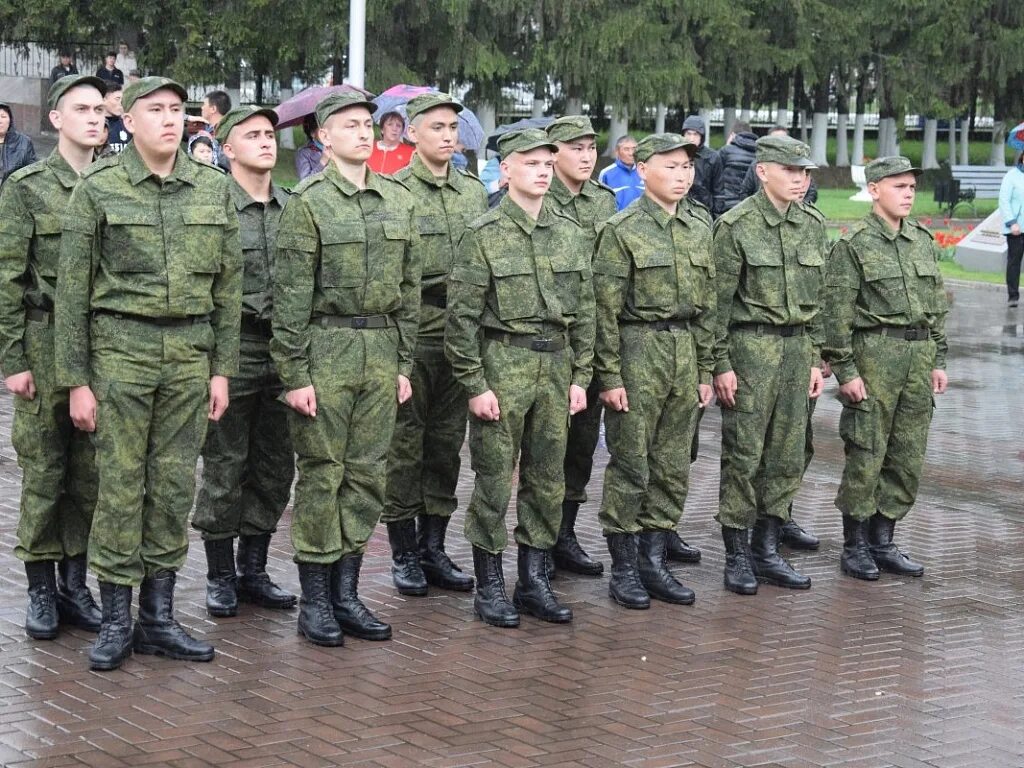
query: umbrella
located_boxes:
[1008,121,1024,152]
[274,84,375,130]
[485,116,555,153]
[372,84,485,150]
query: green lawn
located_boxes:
[813,188,998,222]
[938,260,1004,285]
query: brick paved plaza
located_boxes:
[0,280,1022,767]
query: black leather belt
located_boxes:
[94,309,208,327]
[483,328,567,352]
[862,326,930,341]
[622,318,690,332]
[25,307,53,324]
[241,315,273,336]
[421,294,447,309]
[314,314,393,329]
[731,322,805,337]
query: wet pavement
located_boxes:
[1,279,1022,767]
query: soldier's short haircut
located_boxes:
[105,82,122,95]
[615,135,637,148]
[769,125,789,136]
[731,120,751,134]
[205,90,231,116]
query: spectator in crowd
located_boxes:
[114,42,137,75]
[95,52,124,86]
[188,133,216,165]
[998,150,1024,307]
[452,141,469,171]
[49,50,78,85]
[714,120,759,216]
[201,90,232,171]
[681,115,722,214]
[739,125,818,205]
[127,69,141,84]
[295,113,328,180]
[102,83,131,155]
[598,135,644,210]
[0,102,38,187]
[368,110,414,173]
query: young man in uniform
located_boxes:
[56,76,242,670]
[712,135,828,595]
[0,74,106,641]
[445,128,595,628]
[543,115,616,577]
[192,105,297,617]
[593,134,717,609]
[382,92,486,597]
[823,156,948,580]
[271,91,420,647]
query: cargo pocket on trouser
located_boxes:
[839,397,875,453]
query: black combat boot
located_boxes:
[236,534,297,608]
[780,507,820,550]
[387,520,428,596]
[89,582,133,671]
[605,533,650,609]
[551,501,604,576]
[636,531,695,605]
[24,560,59,640]
[751,517,812,589]
[721,527,758,595]
[841,515,880,580]
[868,513,925,577]
[665,530,702,564]
[471,547,519,628]
[56,555,102,631]
[296,562,343,646]
[512,545,573,623]
[132,571,215,661]
[418,515,474,591]
[203,538,238,617]
[331,555,392,640]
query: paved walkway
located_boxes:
[1,280,1022,767]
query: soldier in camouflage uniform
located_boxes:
[593,134,716,609]
[712,135,827,595]
[823,156,948,581]
[192,106,297,617]
[271,92,420,647]
[541,115,615,578]
[445,128,595,628]
[56,77,242,670]
[382,93,486,597]
[0,75,106,641]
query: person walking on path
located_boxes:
[998,152,1024,307]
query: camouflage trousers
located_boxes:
[12,316,97,562]
[88,314,213,585]
[382,339,466,524]
[192,332,294,541]
[717,329,812,529]
[465,339,572,554]
[289,326,398,564]
[563,379,604,504]
[600,326,700,534]
[836,333,936,522]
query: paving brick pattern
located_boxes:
[1,280,1022,767]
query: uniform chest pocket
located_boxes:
[739,233,786,308]
[491,255,540,321]
[240,229,269,293]
[630,249,677,310]
[181,207,228,273]
[791,243,825,306]
[377,218,409,285]
[319,220,366,288]
[913,258,942,312]
[104,210,163,272]
[861,257,909,315]
[416,215,452,276]
[550,251,586,314]
[32,213,63,277]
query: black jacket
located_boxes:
[0,104,38,187]
[739,161,818,205]
[714,131,758,215]
[688,144,721,214]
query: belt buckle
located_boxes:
[531,337,551,351]
[353,316,368,329]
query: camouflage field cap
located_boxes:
[47,74,106,110]
[122,76,188,112]
[546,115,597,143]
[315,91,377,126]
[755,135,816,168]
[634,133,697,163]
[215,105,279,143]
[406,92,464,122]
[865,155,922,184]
[498,128,558,159]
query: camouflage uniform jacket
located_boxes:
[546,174,617,240]
[231,177,290,322]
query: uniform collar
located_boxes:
[228,175,288,211]
[753,188,801,228]
[408,153,460,190]
[549,174,602,205]
[637,195,680,229]
[46,148,81,189]
[499,193,552,234]
[322,159,384,197]
[865,211,915,241]
[120,143,198,187]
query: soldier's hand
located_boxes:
[469,390,500,421]
[397,374,412,404]
[931,369,948,395]
[808,367,824,399]
[839,376,868,403]
[713,371,737,408]
[697,383,713,408]
[208,375,229,421]
[69,385,97,432]
[821,361,832,379]
[568,384,587,415]
[286,386,318,417]
[599,387,629,412]
[4,370,35,400]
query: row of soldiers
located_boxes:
[0,74,948,671]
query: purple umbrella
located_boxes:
[373,84,485,149]
[274,84,375,130]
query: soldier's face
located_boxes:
[124,89,185,157]
[870,173,917,220]
[638,149,695,205]
[223,115,277,172]
[757,162,808,203]
[503,148,555,199]
[49,85,105,150]
[554,137,597,185]
[320,107,374,163]
[408,107,459,166]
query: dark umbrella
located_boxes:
[274,84,375,130]
[486,116,555,152]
